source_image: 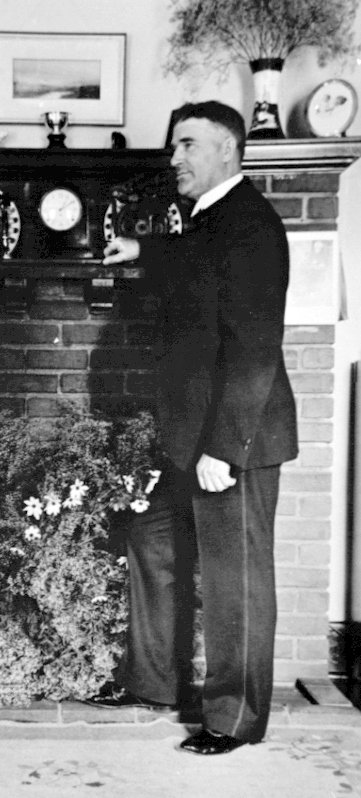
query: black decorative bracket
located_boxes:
[85,277,115,316]
[0,276,33,316]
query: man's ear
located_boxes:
[222,134,237,163]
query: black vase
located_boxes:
[248,58,285,139]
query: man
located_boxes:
[101,101,298,754]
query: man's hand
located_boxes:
[196,454,237,492]
[103,237,140,265]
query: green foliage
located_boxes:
[0,406,164,706]
[0,527,129,706]
[166,0,361,74]
[0,406,164,539]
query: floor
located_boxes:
[1,681,361,797]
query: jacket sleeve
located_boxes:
[204,213,290,469]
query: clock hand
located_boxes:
[59,200,75,211]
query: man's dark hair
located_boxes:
[172,101,246,162]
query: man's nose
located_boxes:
[170,147,181,167]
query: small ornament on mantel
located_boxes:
[305,79,358,138]
[112,131,127,149]
[165,0,361,140]
[43,111,69,148]
[248,58,284,139]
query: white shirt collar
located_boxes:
[191,173,243,217]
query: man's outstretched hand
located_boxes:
[196,454,237,492]
[103,237,140,265]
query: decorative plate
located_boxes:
[3,200,21,256]
[305,79,358,137]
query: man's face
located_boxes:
[171,117,230,200]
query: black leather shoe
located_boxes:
[179,728,257,755]
[85,688,176,711]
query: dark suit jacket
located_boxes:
[146,177,298,472]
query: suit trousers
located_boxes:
[125,463,280,742]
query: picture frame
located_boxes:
[285,230,340,324]
[0,32,126,125]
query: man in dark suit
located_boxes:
[101,101,298,754]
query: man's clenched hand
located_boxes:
[196,454,237,492]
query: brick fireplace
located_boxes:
[1,139,361,685]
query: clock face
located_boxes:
[39,188,82,231]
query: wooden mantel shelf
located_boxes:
[1,259,144,280]
[0,136,360,173]
[244,136,361,172]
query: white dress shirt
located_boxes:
[191,173,243,217]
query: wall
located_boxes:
[0,0,361,148]
[276,324,333,682]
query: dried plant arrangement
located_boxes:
[165,0,361,77]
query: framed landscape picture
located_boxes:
[0,32,126,125]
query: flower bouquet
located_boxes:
[166,0,361,76]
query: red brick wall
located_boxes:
[275,326,334,682]
[0,280,157,418]
[264,170,337,682]
[0,167,339,683]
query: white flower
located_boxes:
[63,495,82,509]
[63,480,89,509]
[44,493,61,516]
[145,469,161,495]
[69,479,89,501]
[130,499,150,513]
[91,595,108,604]
[117,556,128,568]
[111,501,126,512]
[122,475,135,494]
[24,525,41,541]
[9,546,25,556]
[23,497,43,520]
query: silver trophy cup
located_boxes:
[43,111,69,148]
